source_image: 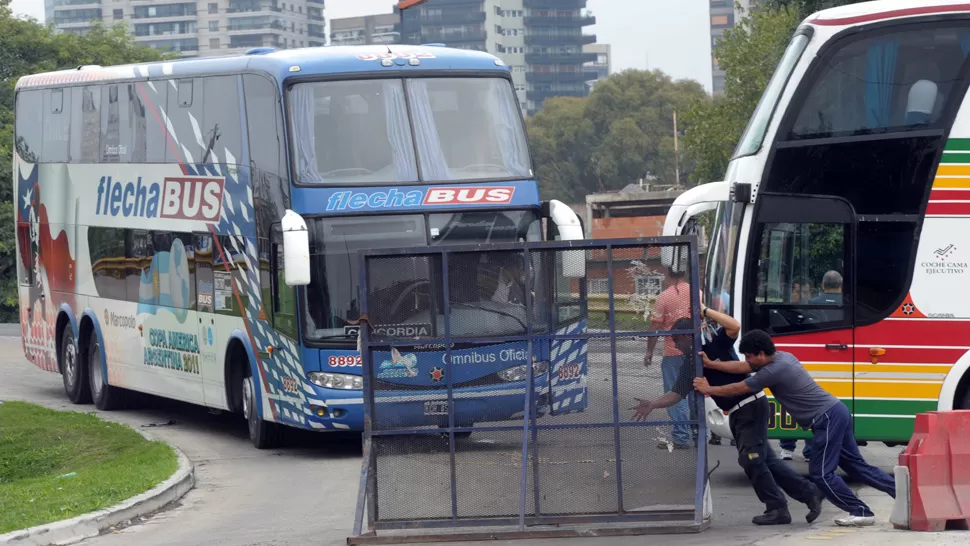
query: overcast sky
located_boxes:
[10,0,713,91]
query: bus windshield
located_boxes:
[733,32,811,159]
[289,77,532,185]
[303,211,541,341]
[705,200,744,315]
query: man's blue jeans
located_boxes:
[661,355,693,446]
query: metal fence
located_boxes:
[349,236,710,543]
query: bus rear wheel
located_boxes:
[60,324,91,404]
[88,330,125,410]
[242,374,283,449]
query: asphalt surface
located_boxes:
[0,324,962,546]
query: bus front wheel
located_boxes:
[242,374,283,449]
[60,324,91,404]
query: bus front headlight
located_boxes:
[308,372,363,390]
[496,361,549,383]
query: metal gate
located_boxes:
[350,236,710,543]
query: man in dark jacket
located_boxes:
[632,305,823,526]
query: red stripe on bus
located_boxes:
[929,190,970,201]
[926,202,970,215]
[811,4,970,26]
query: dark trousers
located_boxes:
[807,402,896,517]
[729,396,818,511]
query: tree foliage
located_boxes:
[681,5,801,183]
[526,70,707,203]
[762,0,871,20]
[0,1,170,321]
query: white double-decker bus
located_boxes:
[667,0,970,445]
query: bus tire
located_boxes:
[60,323,91,404]
[958,385,970,410]
[88,330,125,411]
[243,374,283,449]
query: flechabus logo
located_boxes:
[95,176,225,222]
[423,187,515,205]
[325,186,516,211]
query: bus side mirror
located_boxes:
[544,199,586,279]
[281,209,310,286]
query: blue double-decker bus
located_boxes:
[14,44,589,448]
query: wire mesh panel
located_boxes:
[352,237,709,543]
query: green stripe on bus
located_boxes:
[764,398,931,442]
[939,152,970,164]
[944,139,970,151]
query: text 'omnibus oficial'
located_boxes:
[666,0,970,445]
[13,44,588,449]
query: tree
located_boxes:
[681,5,800,184]
[526,70,707,203]
[762,0,870,19]
[0,1,170,321]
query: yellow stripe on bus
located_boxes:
[803,362,952,374]
[933,177,970,188]
[766,381,942,400]
[936,164,970,176]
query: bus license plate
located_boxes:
[424,401,449,415]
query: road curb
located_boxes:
[0,430,195,546]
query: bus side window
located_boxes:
[202,75,243,165]
[70,85,101,163]
[15,89,43,162]
[88,226,127,301]
[271,226,298,340]
[167,78,204,163]
[750,222,849,334]
[43,88,69,163]
[100,84,133,163]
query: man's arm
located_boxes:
[693,377,753,397]
[699,352,752,374]
[701,304,740,338]
[644,293,667,366]
[630,391,684,421]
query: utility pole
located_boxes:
[673,109,680,187]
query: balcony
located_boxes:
[525,51,597,65]
[524,14,595,27]
[417,11,486,25]
[227,20,285,32]
[525,70,599,84]
[524,0,586,8]
[524,33,596,46]
[419,29,487,44]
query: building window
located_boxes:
[209,21,218,31]
[113,8,123,20]
[635,275,664,296]
[210,37,220,49]
[588,278,609,294]
[208,2,218,14]
[711,14,732,27]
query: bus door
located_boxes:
[745,194,857,434]
[194,232,220,404]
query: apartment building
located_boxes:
[397,0,598,115]
[330,13,400,46]
[710,0,754,93]
[47,0,326,57]
[584,43,610,90]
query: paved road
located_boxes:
[0,327,960,546]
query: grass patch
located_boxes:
[588,312,650,331]
[0,401,177,534]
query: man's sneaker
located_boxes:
[657,440,690,450]
[805,489,824,523]
[780,449,795,460]
[752,508,792,526]
[709,434,722,446]
[835,515,875,527]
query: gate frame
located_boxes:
[349,235,709,544]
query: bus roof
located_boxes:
[809,0,970,27]
[15,44,510,90]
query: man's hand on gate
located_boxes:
[699,351,714,368]
[629,398,654,421]
[693,376,712,395]
[643,353,653,368]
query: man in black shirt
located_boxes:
[631,304,823,526]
